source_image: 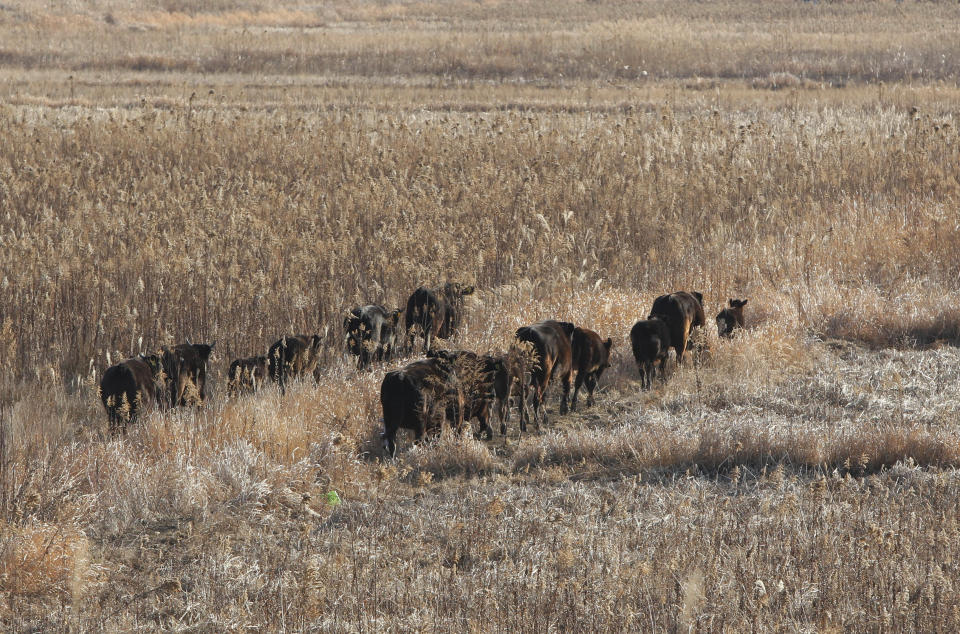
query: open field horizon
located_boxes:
[3,0,960,630]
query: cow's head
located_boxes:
[716,298,748,338]
[194,342,215,361]
[344,310,366,355]
[443,282,475,299]
[139,353,164,376]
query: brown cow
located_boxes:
[344,305,402,370]
[99,354,166,433]
[648,291,705,366]
[716,298,749,338]
[514,320,575,431]
[380,357,465,458]
[630,317,670,390]
[161,342,215,407]
[268,334,322,394]
[227,355,268,395]
[570,327,613,410]
[426,349,519,440]
[404,283,475,353]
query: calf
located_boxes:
[268,334,322,393]
[162,342,215,407]
[100,354,165,433]
[344,305,402,370]
[380,357,464,458]
[404,282,475,353]
[716,298,749,338]
[227,355,268,395]
[648,291,705,366]
[570,327,613,410]
[630,318,670,390]
[426,349,516,440]
[514,320,575,430]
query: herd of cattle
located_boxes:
[99,283,748,455]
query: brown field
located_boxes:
[3,0,960,630]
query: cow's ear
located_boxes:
[312,334,322,349]
[740,299,748,306]
[728,298,735,306]
[605,338,613,350]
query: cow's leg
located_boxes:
[677,323,691,365]
[558,370,571,415]
[411,405,427,448]
[585,374,598,407]
[405,330,416,356]
[474,405,493,441]
[175,376,188,406]
[383,427,397,458]
[424,329,433,354]
[521,381,536,433]
[571,370,585,411]
[534,383,547,427]
[515,381,529,435]
[498,393,509,436]
[450,393,464,432]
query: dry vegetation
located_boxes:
[3,0,960,630]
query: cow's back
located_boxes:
[270,334,321,379]
[572,327,610,374]
[164,342,214,404]
[381,357,462,455]
[648,292,704,362]
[405,287,441,331]
[100,358,157,428]
[631,319,669,360]
[516,321,574,382]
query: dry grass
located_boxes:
[3,0,960,630]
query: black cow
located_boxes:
[344,305,402,370]
[100,354,166,433]
[404,283,475,353]
[630,318,670,390]
[162,342,215,407]
[570,327,613,410]
[268,334,322,394]
[716,298,749,338]
[514,320,575,430]
[648,291,705,366]
[227,355,268,395]
[380,357,464,458]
